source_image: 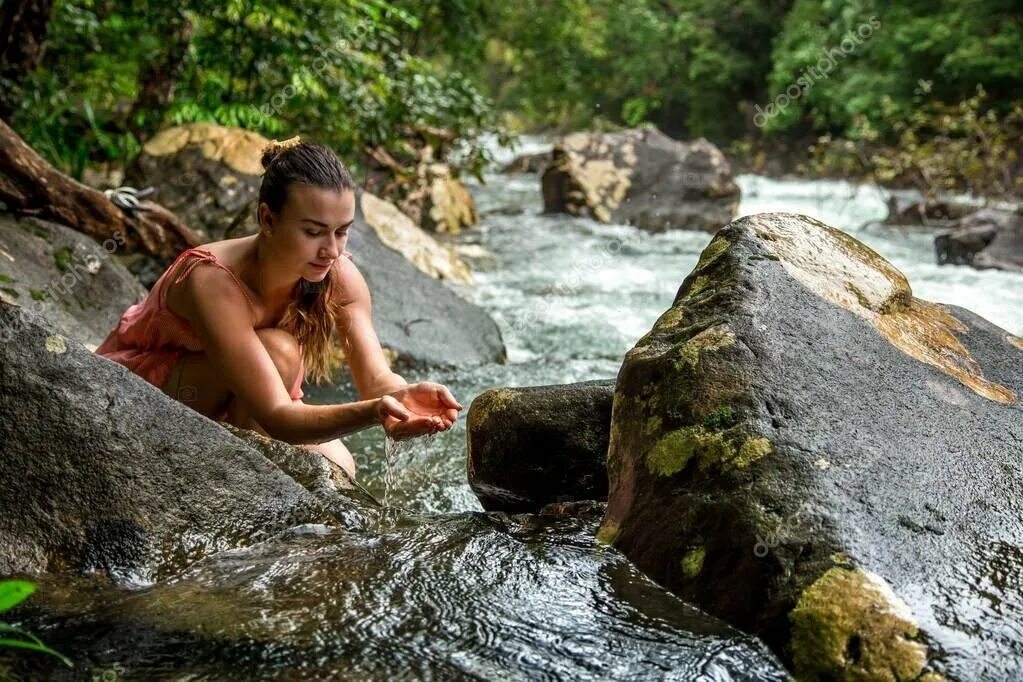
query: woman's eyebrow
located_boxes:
[301,218,354,229]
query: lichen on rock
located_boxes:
[789,567,935,681]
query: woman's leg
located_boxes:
[161,328,357,478]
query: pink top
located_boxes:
[95,246,351,407]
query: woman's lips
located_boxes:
[309,262,332,270]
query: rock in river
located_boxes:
[599,212,1023,680]
[541,126,739,232]
[0,299,373,581]
[466,380,614,512]
[935,207,1023,273]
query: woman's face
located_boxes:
[260,185,356,281]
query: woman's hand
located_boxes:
[380,381,463,441]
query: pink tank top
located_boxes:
[95,246,352,401]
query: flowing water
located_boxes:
[19,140,1023,680]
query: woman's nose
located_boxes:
[320,235,340,258]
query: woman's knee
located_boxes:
[256,327,302,384]
[303,438,356,480]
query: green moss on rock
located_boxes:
[790,567,933,681]
[53,247,73,272]
[736,437,772,468]
[595,521,620,545]
[680,547,706,578]
[645,424,772,476]
[672,324,736,372]
[695,236,730,272]
[703,405,737,430]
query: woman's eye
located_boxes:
[306,231,321,237]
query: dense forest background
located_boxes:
[2,0,1021,197]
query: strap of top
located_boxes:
[164,248,257,314]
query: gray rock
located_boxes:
[935,208,1023,272]
[466,380,613,512]
[350,190,506,368]
[541,127,739,232]
[600,212,1023,680]
[501,151,550,174]
[886,196,976,226]
[0,299,372,581]
[0,213,146,348]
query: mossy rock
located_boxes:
[601,212,1023,679]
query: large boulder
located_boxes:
[541,127,739,232]
[125,123,267,243]
[350,191,505,368]
[0,299,373,581]
[466,380,614,512]
[599,212,1023,679]
[935,208,1023,272]
[0,213,146,349]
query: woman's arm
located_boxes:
[334,260,408,399]
[184,265,408,443]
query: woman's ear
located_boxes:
[257,202,274,235]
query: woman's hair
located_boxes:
[258,136,356,386]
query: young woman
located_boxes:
[96,137,462,478]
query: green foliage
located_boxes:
[810,86,1023,198]
[11,0,498,179]
[765,0,1023,137]
[8,0,1022,195]
[0,580,72,668]
[477,0,790,138]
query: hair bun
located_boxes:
[260,135,303,169]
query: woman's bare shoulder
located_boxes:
[331,253,369,307]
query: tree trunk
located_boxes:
[0,118,200,258]
[0,0,54,119]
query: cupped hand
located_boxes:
[381,381,463,441]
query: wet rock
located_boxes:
[886,196,976,226]
[0,213,146,348]
[599,212,1023,679]
[0,300,371,581]
[502,151,550,174]
[467,379,613,512]
[541,126,739,232]
[935,208,1023,272]
[361,191,472,284]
